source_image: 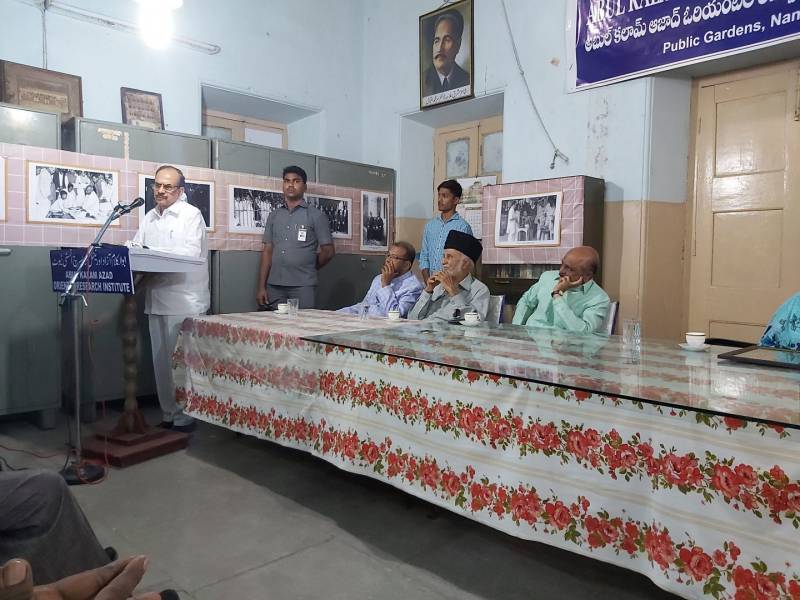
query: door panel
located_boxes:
[689,62,800,343]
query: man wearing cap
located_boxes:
[256,165,335,309]
[409,230,489,322]
[512,246,610,334]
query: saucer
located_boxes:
[679,343,709,352]
[462,320,482,327]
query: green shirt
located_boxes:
[512,270,610,334]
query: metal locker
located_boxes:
[0,103,61,149]
[212,139,269,176]
[269,148,317,181]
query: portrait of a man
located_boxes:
[419,0,473,109]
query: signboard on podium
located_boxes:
[50,245,134,294]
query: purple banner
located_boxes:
[575,0,800,89]
[50,245,134,294]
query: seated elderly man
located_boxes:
[408,230,489,321]
[338,241,423,317]
[512,246,610,334]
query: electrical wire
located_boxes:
[41,0,48,69]
[500,0,569,169]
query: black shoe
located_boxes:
[157,421,174,429]
[104,546,118,561]
[160,591,180,600]
[171,421,197,433]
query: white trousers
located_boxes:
[148,313,196,425]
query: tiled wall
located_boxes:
[0,142,393,254]
[481,176,585,264]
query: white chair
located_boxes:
[486,294,505,325]
[600,301,619,336]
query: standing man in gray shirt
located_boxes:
[256,166,335,309]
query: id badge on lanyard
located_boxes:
[297,225,308,242]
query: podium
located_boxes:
[79,248,207,467]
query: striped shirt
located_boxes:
[418,212,473,273]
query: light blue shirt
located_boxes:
[338,271,424,318]
[418,212,473,273]
[761,292,800,350]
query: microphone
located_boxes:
[115,197,145,216]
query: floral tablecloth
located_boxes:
[173,311,800,600]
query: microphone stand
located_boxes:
[59,200,140,485]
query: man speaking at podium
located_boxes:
[129,165,209,433]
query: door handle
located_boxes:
[0,248,12,257]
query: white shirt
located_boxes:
[130,199,210,316]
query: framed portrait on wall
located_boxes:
[360,191,390,252]
[308,195,352,239]
[0,61,83,124]
[121,87,164,130]
[419,0,474,110]
[228,185,284,235]
[26,162,119,226]
[494,192,562,247]
[138,174,215,231]
[0,157,5,222]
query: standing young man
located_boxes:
[418,179,473,283]
[256,166,335,309]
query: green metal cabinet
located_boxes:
[0,103,60,148]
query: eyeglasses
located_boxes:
[150,182,181,193]
[386,253,410,262]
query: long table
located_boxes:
[173,311,800,600]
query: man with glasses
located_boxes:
[338,241,423,318]
[128,165,209,432]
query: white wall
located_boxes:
[0,0,365,161]
[361,0,680,219]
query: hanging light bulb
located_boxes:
[137,0,183,50]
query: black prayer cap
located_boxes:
[444,230,482,263]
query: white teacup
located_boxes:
[464,311,481,324]
[387,310,401,321]
[276,303,289,314]
[685,332,706,347]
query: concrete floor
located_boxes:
[0,404,680,600]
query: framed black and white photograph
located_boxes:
[0,157,5,222]
[494,193,562,247]
[419,0,474,110]
[360,191,389,252]
[121,87,164,130]
[26,162,119,226]
[308,195,351,239]
[138,174,215,231]
[228,185,284,234]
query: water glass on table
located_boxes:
[358,304,369,321]
[287,298,299,317]
[622,318,641,346]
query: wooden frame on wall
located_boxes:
[120,87,164,130]
[419,0,474,110]
[0,61,83,124]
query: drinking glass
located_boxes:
[622,318,641,346]
[287,298,299,317]
[358,304,369,321]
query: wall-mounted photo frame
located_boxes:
[228,185,284,235]
[138,174,214,231]
[494,192,562,247]
[0,157,5,222]
[419,0,474,110]
[361,191,390,252]
[308,194,352,239]
[121,87,164,130]
[457,175,496,205]
[0,61,83,124]
[26,162,119,226]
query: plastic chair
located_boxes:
[486,295,505,325]
[600,301,619,335]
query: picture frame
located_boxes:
[308,194,352,239]
[228,185,284,235]
[457,175,496,205]
[360,191,390,252]
[0,157,5,222]
[121,87,164,130]
[494,192,563,247]
[26,161,120,226]
[0,61,83,124]
[138,174,215,231]
[419,0,474,110]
